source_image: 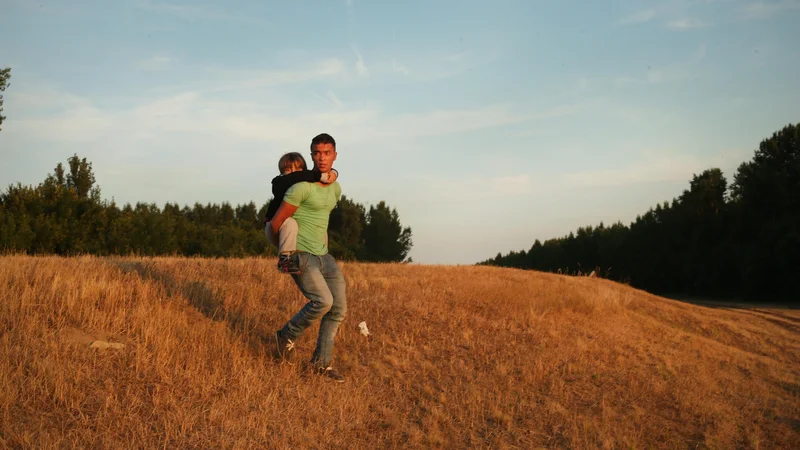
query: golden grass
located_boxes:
[1,255,798,449]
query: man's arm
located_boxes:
[275,170,321,191]
[320,169,338,184]
[269,201,298,242]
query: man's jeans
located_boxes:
[279,252,347,368]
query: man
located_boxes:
[269,133,347,382]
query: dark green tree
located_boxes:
[0,67,10,131]
[328,195,366,260]
[359,201,413,262]
[730,123,800,296]
[66,155,99,200]
[1,154,414,263]
[479,122,799,302]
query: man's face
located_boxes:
[311,143,337,173]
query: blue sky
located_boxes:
[1,0,798,264]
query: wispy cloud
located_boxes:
[7,0,74,15]
[667,18,712,30]
[562,156,704,189]
[695,43,708,61]
[426,146,749,203]
[308,90,343,107]
[6,89,114,142]
[427,174,541,202]
[617,9,657,25]
[615,64,693,85]
[489,175,533,195]
[136,55,171,71]
[739,1,800,19]
[134,0,267,24]
[326,91,343,107]
[8,81,582,150]
[391,60,410,75]
[205,58,345,92]
[381,52,476,82]
[221,103,544,145]
[353,47,369,77]
[648,65,693,83]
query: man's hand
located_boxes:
[270,201,298,242]
[320,169,338,184]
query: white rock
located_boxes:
[358,321,370,337]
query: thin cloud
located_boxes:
[7,70,583,158]
[695,43,708,62]
[617,9,657,25]
[205,58,345,92]
[667,18,712,30]
[647,66,692,83]
[616,59,699,86]
[326,91,343,107]
[427,174,541,202]
[560,149,752,190]
[134,0,267,24]
[390,54,471,82]
[489,175,533,195]
[6,0,74,15]
[562,157,700,189]
[353,47,369,77]
[444,53,466,63]
[136,55,171,71]
[392,60,410,75]
[739,1,800,19]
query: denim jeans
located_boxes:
[279,252,347,368]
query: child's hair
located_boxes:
[278,152,308,174]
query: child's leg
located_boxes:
[264,222,278,247]
[276,218,301,274]
[278,217,298,254]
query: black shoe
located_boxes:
[274,331,295,362]
[315,366,345,383]
[277,254,301,274]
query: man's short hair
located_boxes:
[310,133,336,151]
[278,152,307,174]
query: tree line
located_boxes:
[480,123,799,301]
[0,155,413,262]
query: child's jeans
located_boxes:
[264,218,298,254]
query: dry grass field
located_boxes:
[1,255,798,449]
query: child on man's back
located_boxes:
[264,152,338,273]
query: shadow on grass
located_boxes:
[109,259,274,358]
[663,294,800,334]
[662,294,799,311]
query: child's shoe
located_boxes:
[277,253,301,274]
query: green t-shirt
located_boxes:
[283,181,342,256]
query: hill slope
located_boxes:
[2,256,798,449]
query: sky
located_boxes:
[1,0,798,264]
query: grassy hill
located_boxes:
[1,256,798,449]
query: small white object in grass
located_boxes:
[358,321,370,336]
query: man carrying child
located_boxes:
[266,133,347,382]
[264,152,337,274]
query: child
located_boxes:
[264,152,338,273]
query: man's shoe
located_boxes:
[274,331,295,362]
[277,253,301,274]
[315,366,345,383]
